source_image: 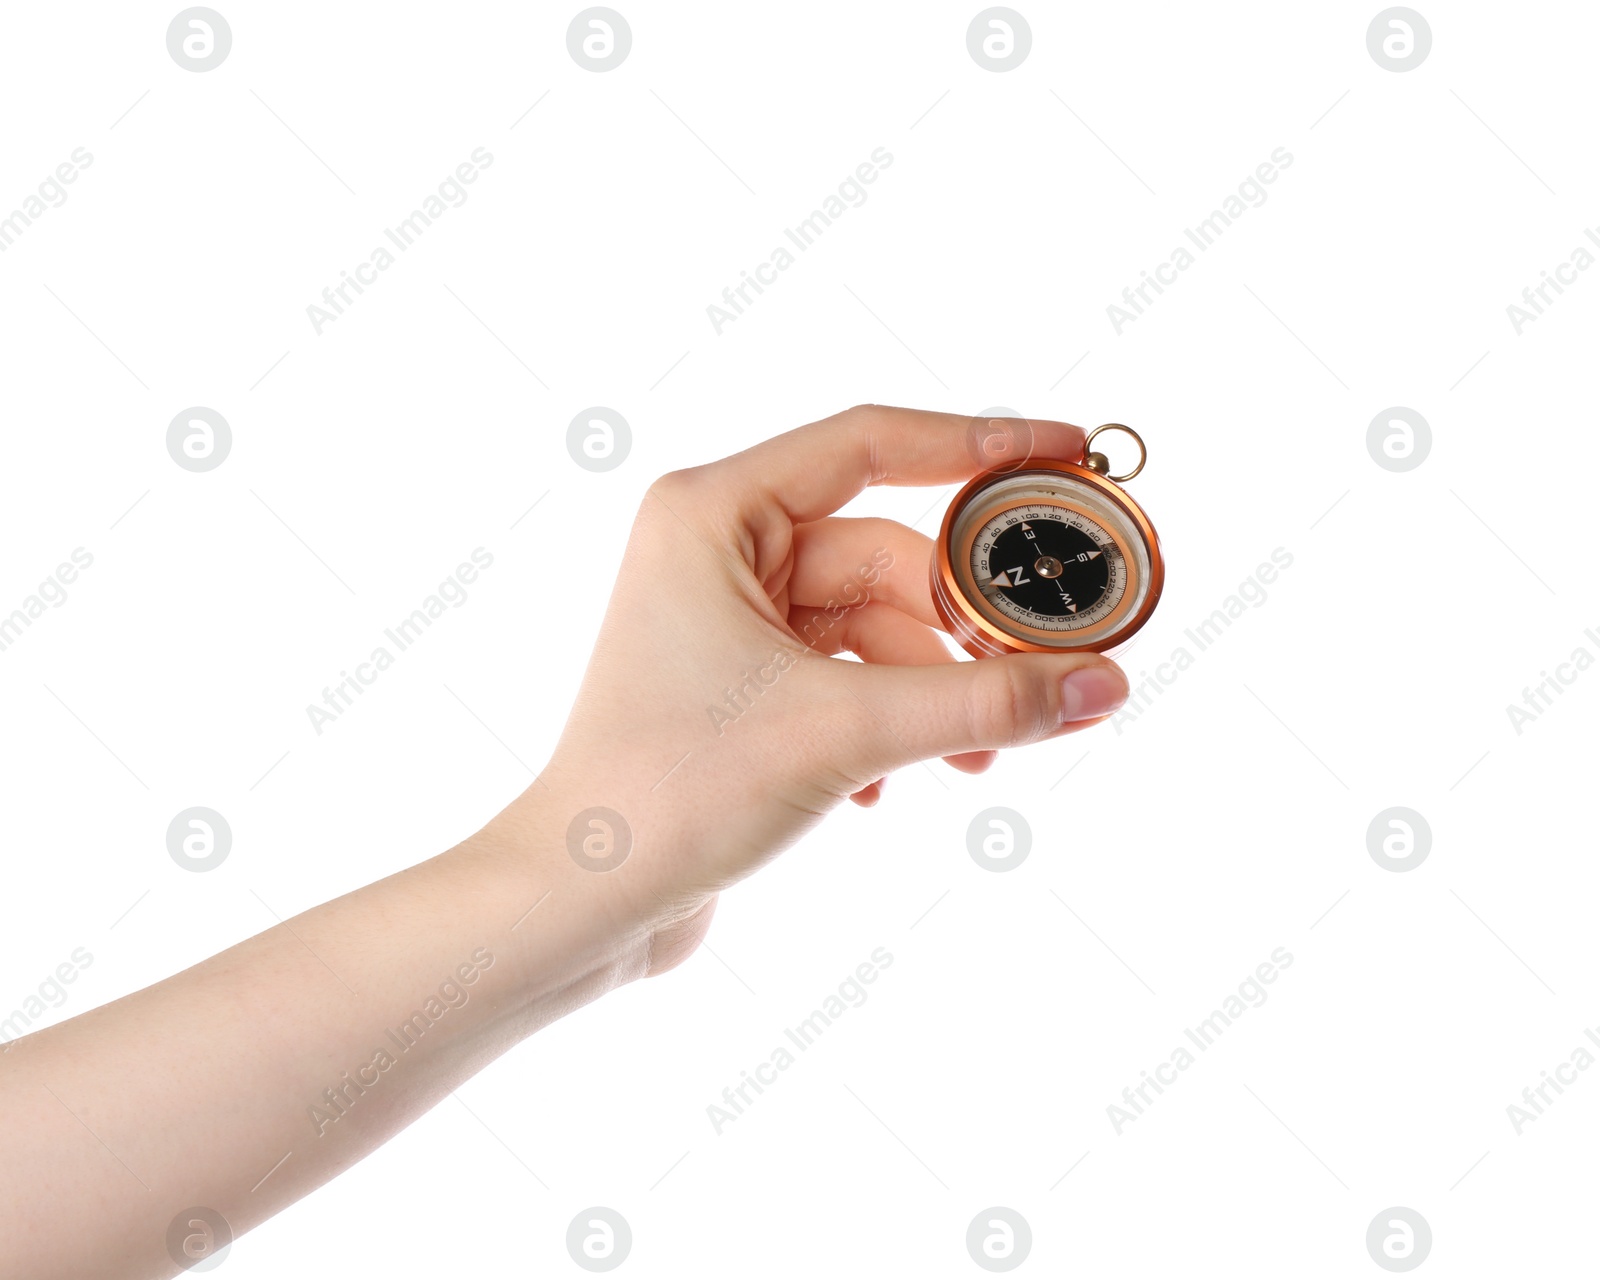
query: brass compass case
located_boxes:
[931,425,1165,658]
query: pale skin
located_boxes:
[1,405,1130,1278]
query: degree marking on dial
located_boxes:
[969,500,1121,632]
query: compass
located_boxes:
[931,423,1164,657]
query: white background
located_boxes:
[2,1,1597,1274]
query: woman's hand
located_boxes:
[0,406,1130,1279]
[530,405,1131,971]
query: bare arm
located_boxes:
[1,407,1128,1277]
[1,788,657,1278]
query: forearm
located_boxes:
[0,787,647,1279]
[0,406,1125,1276]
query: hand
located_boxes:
[528,405,1131,972]
[0,406,1133,1278]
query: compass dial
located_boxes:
[932,461,1162,657]
[970,503,1126,633]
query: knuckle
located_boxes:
[969,662,1046,747]
[646,467,700,502]
[835,403,883,437]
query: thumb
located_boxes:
[846,653,1129,773]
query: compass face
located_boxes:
[933,462,1162,656]
[970,503,1125,633]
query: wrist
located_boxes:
[467,780,662,1000]
[481,759,725,985]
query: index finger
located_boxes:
[719,404,1088,525]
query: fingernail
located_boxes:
[1060,665,1128,722]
